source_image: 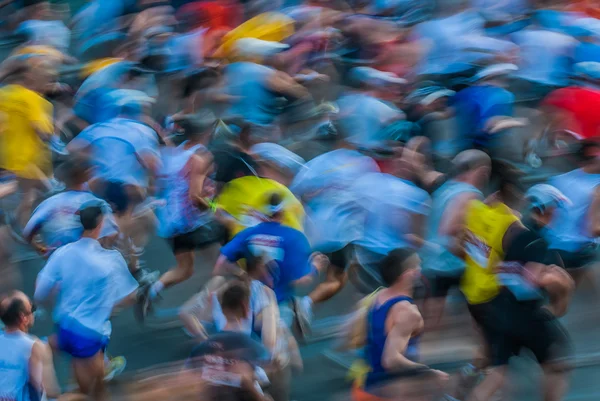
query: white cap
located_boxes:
[235,38,290,58]
[350,67,407,86]
[471,63,518,83]
[251,143,305,175]
[525,184,571,211]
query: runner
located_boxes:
[181,253,301,401]
[0,55,57,231]
[215,192,324,332]
[23,155,119,257]
[349,146,431,295]
[460,165,575,401]
[290,134,380,336]
[67,92,161,283]
[420,150,490,327]
[349,248,449,401]
[34,204,139,400]
[544,139,600,284]
[136,115,223,321]
[0,291,60,401]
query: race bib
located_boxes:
[465,231,491,268]
[201,367,242,388]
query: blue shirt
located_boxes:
[220,222,312,302]
[450,84,514,147]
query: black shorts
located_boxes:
[429,274,462,298]
[556,245,597,270]
[169,221,227,254]
[94,181,143,214]
[468,289,572,366]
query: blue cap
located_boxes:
[573,62,600,81]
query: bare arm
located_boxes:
[268,71,309,100]
[381,303,427,372]
[589,186,600,237]
[30,341,60,398]
[256,288,279,355]
[438,192,480,256]
[188,152,213,211]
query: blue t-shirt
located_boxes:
[220,222,312,302]
[450,84,514,147]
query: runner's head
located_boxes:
[177,111,217,144]
[79,203,105,239]
[380,248,421,288]
[578,138,600,172]
[55,155,92,189]
[245,253,268,282]
[525,184,570,227]
[220,282,251,323]
[251,143,305,186]
[492,160,525,209]
[263,192,285,222]
[451,149,491,188]
[0,291,36,332]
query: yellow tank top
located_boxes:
[216,176,304,238]
[460,200,520,305]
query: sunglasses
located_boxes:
[26,303,37,316]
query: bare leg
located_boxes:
[72,351,107,401]
[542,361,571,401]
[466,366,506,401]
[308,264,347,304]
[158,251,195,289]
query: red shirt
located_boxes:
[542,86,600,139]
[177,1,242,32]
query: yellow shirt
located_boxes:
[460,200,520,305]
[0,85,53,179]
[216,176,304,238]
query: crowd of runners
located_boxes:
[3,0,600,400]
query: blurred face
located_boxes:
[402,254,422,283]
[534,205,557,227]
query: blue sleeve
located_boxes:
[284,230,312,282]
[220,228,252,262]
[23,199,53,239]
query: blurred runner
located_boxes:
[545,139,600,285]
[34,204,139,399]
[137,115,222,321]
[350,146,431,295]
[0,291,60,401]
[290,134,380,336]
[215,193,324,332]
[23,155,119,257]
[460,164,574,401]
[348,248,449,401]
[67,92,161,283]
[0,55,57,231]
[182,256,298,401]
[420,150,490,327]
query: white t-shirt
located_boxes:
[34,238,138,337]
[291,149,380,252]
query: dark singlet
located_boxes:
[364,296,420,390]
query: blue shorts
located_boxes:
[58,326,109,359]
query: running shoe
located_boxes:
[134,284,153,323]
[104,355,127,382]
[291,296,313,341]
[133,265,160,286]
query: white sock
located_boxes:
[149,281,164,299]
[301,296,313,313]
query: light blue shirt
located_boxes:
[23,191,118,250]
[34,238,138,337]
[70,118,161,188]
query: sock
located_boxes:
[301,296,313,314]
[149,281,164,299]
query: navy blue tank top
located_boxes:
[364,296,420,389]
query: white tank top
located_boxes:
[0,331,36,401]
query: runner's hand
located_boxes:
[431,369,450,387]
